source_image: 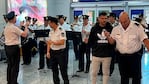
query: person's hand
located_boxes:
[104,31,110,38]
[82,30,86,33]
[20,21,24,27]
[46,52,50,59]
[25,21,30,26]
[84,38,88,44]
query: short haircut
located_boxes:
[99,12,107,17]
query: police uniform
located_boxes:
[77,15,91,73]
[4,11,28,84]
[21,16,32,65]
[71,16,82,60]
[111,20,147,84]
[30,18,38,56]
[38,16,51,70]
[47,16,69,84]
[57,15,71,66]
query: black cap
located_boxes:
[25,16,31,21]
[6,11,16,20]
[109,13,116,18]
[32,18,37,22]
[139,13,143,17]
[56,15,65,19]
[63,16,67,21]
[43,16,49,21]
[82,15,89,19]
[74,15,78,19]
[3,14,7,19]
[48,16,58,24]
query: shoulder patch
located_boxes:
[134,23,140,27]
[61,32,65,37]
[59,27,62,30]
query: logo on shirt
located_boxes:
[97,30,108,43]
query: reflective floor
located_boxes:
[0,48,149,84]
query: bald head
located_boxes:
[119,12,130,29]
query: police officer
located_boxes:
[4,11,29,84]
[30,18,38,56]
[21,16,32,65]
[37,16,51,70]
[57,15,71,66]
[71,15,82,60]
[105,12,149,84]
[47,16,69,84]
[77,15,91,73]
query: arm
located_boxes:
[46,40,51,59]
[143,38,149,51]
[21,21,30,37]
[104,31,116,45]
[52,39,65,45]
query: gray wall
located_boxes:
[0,0,7,35]
[47,0,71,23]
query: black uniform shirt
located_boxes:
[88,22,113,57]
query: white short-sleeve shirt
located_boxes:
[4,22,23,45]
[48,27,67,50]
[111,21,148,54]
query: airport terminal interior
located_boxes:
[0,0,149,84]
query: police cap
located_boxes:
[48,16,58,24]
[6,11,17,20]
[43,16,49,21]
[82,15,89,19]
[32,18,37,22]
[56,15,65,19]
[3,14,7,19]
[25,16,31,21]
[74,15,78,19]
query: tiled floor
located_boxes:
[0,48,149,84]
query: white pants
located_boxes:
[91,56,111,84]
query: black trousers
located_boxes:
[22,40,32,65]
[39,41,51,69]
[78,42,90,72]
[5,45,20,84]
[50,49,69,84]
[117,51,142,84]
[65,40,69,67]
[72,35,81,60]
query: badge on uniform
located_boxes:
[61,32,65,37]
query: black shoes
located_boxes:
[38,68,44,70]
[84,71,89,73]
[77,69,84,72]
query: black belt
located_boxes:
[5,45,19,47]
[118,49,143,56]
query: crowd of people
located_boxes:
[0,10,149,84]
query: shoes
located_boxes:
[38,68,44,70]
[77,70,84,72]
[84,71,89,73]
[4,61,7,63]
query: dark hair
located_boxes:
[109,12,116,19]
[49,16,58,25]
[99,12,107,16]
